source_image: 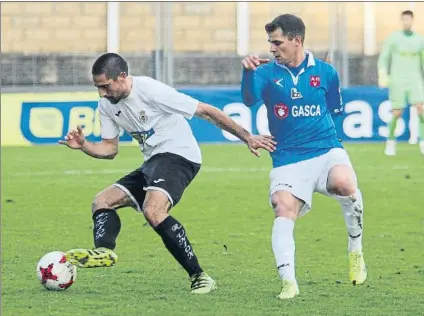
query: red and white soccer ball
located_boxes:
[36,251,76,291]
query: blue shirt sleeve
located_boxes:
[241,67,266,107]
[326,66,343,116]
[326,66,344,139]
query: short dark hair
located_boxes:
[401,10,413,18]
[265,14,306,43]
[92,53,128,80]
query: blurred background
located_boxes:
[2,1,423,91]
[3,4,424,315]
[1,1,423,146]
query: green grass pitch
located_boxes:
[2,143,423,316]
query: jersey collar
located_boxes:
[275,50,315,69]
[305,50,316,67]
[274,51,315,85]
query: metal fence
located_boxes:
[1,2,385,91]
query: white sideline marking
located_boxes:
[5,164,422,178]
[6,167,270,177]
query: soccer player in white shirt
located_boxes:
[59,53,276,294]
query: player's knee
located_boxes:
[327,176,356,196]
[271,193,300,220]
[143,190,171,227]
[327,165,357,197]
[416,103,424,115]
[143,200,168,227]
[92,192,112,213]
[392,109,403,118]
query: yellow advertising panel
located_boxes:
[0,92,136,146]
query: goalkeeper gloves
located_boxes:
[378,69,390,88]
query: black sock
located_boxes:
[92,208,121,250]
[154,216,203,277]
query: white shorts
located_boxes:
[269,148,354,217]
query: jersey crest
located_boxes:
[309,75,321,87]
[139,110,148,122]
[274,103,289,119]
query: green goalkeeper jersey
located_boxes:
[378,31,424,88]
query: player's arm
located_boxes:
[59,103,120,159]
[195,102,251,142]
[194,102,276,156]
[241,55,269,107]
[59,125,119,160]
[81,137,119,160]
[146,77,276,156]
[377,34,394,88]
[326,67,344,139]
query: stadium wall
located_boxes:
[0,87,417,146]
[2,2,424,54]
[2,2,423,88]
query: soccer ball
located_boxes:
[36,251,76,291]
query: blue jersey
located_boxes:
[241,52,344,168]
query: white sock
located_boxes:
[272,217,296,281]
[337,190,364,253]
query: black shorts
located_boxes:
[113,153,201,212]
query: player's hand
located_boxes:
[377,70,389,88]
[242,54,270,71]
[58,125,86,149]
[246,135,277,157]
[378,77,389,89]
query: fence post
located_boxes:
[107,2,120,53]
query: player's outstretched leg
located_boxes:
[327,166,367,285]
[337,190,367,285]
[153,215,216,294]
[408,105,419,144]
[144,191,216,294]
[385,118,398,156]
[271,191,303,299]
[67,209,120,268]
[66,186,130,268]
[385,109,403,156]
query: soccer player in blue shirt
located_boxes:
[241,14,367,299]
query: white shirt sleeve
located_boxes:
[145,77,199,119]
[98,101,120,139]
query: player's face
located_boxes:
[93,73,127,104]
[401,14,413,31]
[268,28,301,65]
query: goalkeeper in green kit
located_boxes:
[377,10,424,155]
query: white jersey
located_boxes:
[98,76,202,163]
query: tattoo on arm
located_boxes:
[199,106,250,143]
[81,141,118,160]
[81,149,116,159]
